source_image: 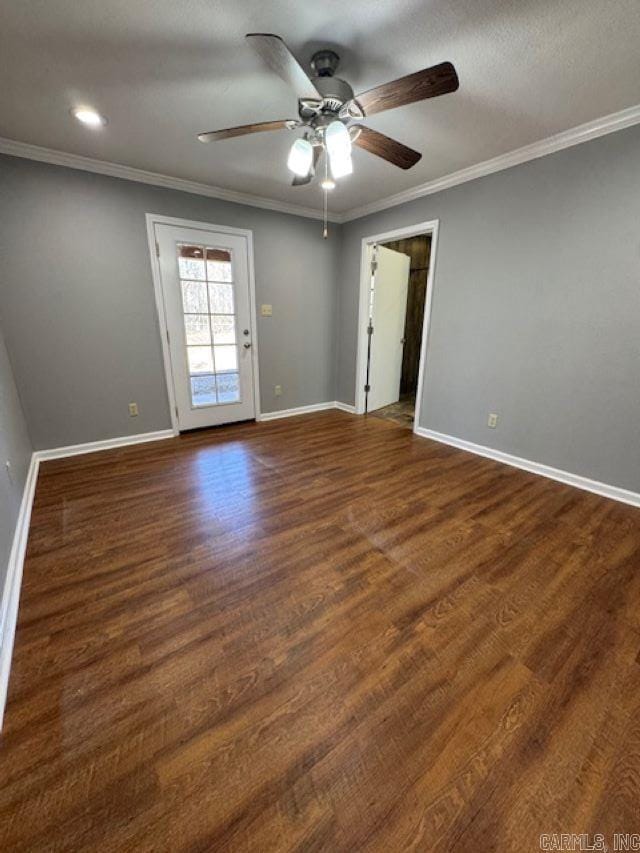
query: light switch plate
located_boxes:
[261,304,273,317]
[487,413,498,428]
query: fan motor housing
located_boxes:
[298,75,354,120]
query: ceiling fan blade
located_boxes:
[198,119,295,142]
[246,33,322,102]
[353,61,459,117]
[352,126,421,170]
[292,146,322,186]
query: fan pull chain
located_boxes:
[322,149,329,239]
[323,191,328,239]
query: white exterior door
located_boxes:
[154,222,257,430]
[367,245,410,412]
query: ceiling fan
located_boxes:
[198,34,459,233]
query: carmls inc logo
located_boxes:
[540,834,640,851]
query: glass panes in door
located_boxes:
[177,244,240,407]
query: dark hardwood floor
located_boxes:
[2,411,640,851]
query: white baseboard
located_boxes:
[414,427,640,508]
[334,401,357,414]
[257,402,337,422]
[36,429,175,461]
[0,453,40,730]
[37,409,359,452]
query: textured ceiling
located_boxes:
[1,0,639,214]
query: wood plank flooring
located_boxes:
[2,410,640,851]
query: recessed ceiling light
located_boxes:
[71,107,107,128]
[320,178,336,191]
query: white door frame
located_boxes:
[145,213,261,434]
[354,218,440,434]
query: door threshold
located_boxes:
[178,418,257,435]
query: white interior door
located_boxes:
[155,223,256,430]
[367,245,410,412]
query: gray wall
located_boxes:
[0,324,32,592]
[2,124,639,494]
[337,124,640,493]
[0,155,338,449]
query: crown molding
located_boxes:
[0,136,338,223]
[341,103,640,222]
[2,103,640,226]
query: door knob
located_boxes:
[243,342,252,349]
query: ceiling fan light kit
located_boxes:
[198,34,459,236]
[324,120,353,179]
[287,137,314,176]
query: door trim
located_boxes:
[145,213,261,434]
[354,219,440,434]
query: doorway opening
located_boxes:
[355,220,439,432]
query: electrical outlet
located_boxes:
[487,413,498,428]
[129,402,139,417]
[261,304,273,317]
[5,460,13,485]
[274,385,282,397]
